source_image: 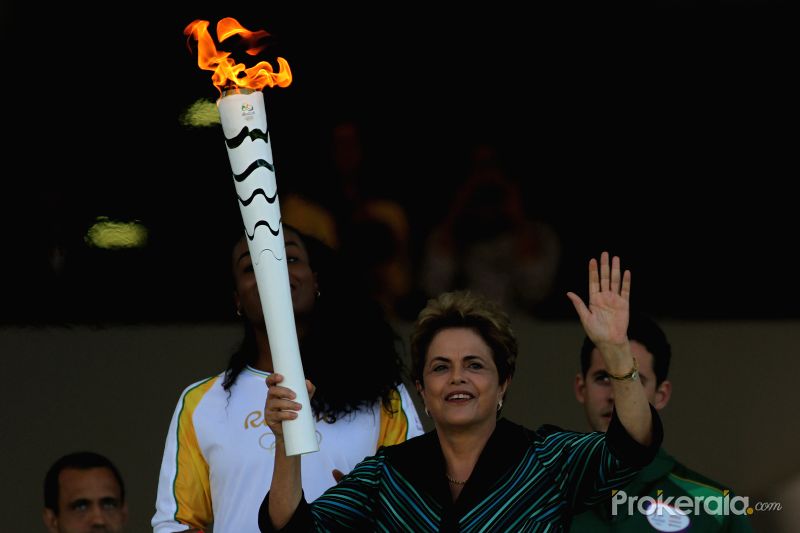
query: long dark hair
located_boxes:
[223,224,405,422]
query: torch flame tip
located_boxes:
[186,17,291,94]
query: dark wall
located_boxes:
[3,2,797,324]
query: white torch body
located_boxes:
[218,89,318,456]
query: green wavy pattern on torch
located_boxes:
[245,219,282,240]
[225,126,269,149]
[232,159,274,182]
[237,187,277,206]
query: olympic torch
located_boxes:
[185,17,318,455]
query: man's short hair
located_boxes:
[44,451,125,513]
[580,312,671,385]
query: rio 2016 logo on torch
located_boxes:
[240,102,255,116]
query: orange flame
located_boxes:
[184,17,292,94]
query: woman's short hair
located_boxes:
[410,290,517,388]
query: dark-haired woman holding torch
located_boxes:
[152,225,423,533]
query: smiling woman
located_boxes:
[414,326,510,496]
[259,252,666,532]
[152,223,423,533]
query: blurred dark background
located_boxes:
[2,1,796,324]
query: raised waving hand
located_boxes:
[567,251,630,349]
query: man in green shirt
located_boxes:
[570,313,753,532]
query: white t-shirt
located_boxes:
[152,366,424,533]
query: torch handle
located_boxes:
[251,250,319,456]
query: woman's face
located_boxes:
[418,327,508,430]
[232,228,318,325]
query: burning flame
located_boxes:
[185,17,292,94]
